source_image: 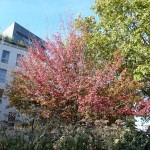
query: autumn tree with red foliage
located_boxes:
[6,27,149,123]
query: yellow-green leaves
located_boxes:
[75,0,150,80]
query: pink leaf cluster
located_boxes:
[10,28,149,121]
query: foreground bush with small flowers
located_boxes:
[1,118,150,150]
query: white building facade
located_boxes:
[0,40,27,122]
[0,22,45,123]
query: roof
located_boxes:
[2,22,45,48]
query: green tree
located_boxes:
[76,0,150,81]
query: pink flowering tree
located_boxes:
[6,27,149,123]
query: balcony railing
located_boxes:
[0,39,27,51]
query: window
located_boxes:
[8,112,16,121]
[1,50,10,63]
[0,89,4,103]
[8,112,16,126]
[16,54,23,66]
[16,31,28,40]
[0,69,7,83]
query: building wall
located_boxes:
[0,40,28,121]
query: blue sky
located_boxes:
[0,0,94,40]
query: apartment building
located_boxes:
[0,22,45,123]
[0,40,28,122]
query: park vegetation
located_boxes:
[1,0,150,149]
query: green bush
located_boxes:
[114,128,150,150]
[0,119,150,150]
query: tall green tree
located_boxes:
[76,0,150,81]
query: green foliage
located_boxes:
[0,34,26,48]
[0,34,2,40]
[1,119,145,150]
[0,131,54,150]
[75,0,150,80]
[114,129,150,150]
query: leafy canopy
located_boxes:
[6,26,149,123]
[75,0,150,80]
